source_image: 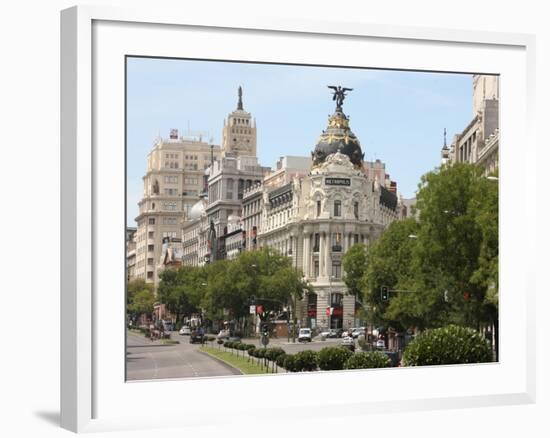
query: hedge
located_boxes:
[318,346,353,370]
[344,351,391,369]
[294,350,319,371]
[402,324,493,366]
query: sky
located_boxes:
[127,57,474,226]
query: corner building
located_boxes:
[254,104,399,330]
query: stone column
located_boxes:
[319,232,326,277]
[303,234,310,277]
[325,232,331,279]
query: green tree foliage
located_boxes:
[361,163,498,332]
[344,351,391,369]
[127,279,155,318]
[402,324,492,366]
[342,243,368,301]
[157,267,202,326]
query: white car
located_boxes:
[179,326,191,336]
[298,328,312,342]
[217,329,230,339]
[376,339,386,349]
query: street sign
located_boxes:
[249,305,256,314]
[256,305,264,314]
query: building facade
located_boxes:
[442,74,499,175]
[133,133,221,284]
[180,92,401,330]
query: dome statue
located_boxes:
[311,86,364,169]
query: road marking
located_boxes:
[148,352,159,379]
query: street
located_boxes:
[126,330,241,380]
[126,330,348,380]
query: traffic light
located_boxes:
[380,285,389,301]
[261,323,269,337]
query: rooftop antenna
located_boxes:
[444,128,447,147]
[237,85,243,110]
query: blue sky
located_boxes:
[127,57,473,226]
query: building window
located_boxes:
[354,201,359,219]
[148,218,155,225]
[147,271,154,279]
[147,258,154,266]
[313,233,320,252]
[314,261,320,278]
[148,244,154,252]
[148,231,154,239]
[334,200,342,217]
[332,233,342,251]
[226,178,234,200]
[316,200,321,217]
[332,262,342,279]
[354,234,359,244]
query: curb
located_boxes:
[198,348,244,375]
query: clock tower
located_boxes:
[221,86,257,158]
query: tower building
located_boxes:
[221,86,257,158]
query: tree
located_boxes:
[127,279,155,320]
[342,243,367,302]
[361,217,421,330]
[157,266,202,326]
[359,163,498,333]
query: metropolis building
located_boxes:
[180,86,401,330]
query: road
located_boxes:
[126,331,241,381]
[126,331,355,380]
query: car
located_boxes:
[179,326,191,336]
[216,329,230,340]
[319,329,331,338]
[352,328,366,339]
[342,328,356,338]
[298,328,312,342]
[375,339,386,349]
[190,328,205,344]
[341,336,355,351]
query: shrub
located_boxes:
[294,350,318,371]
[247,346,256,356]
[217,339,224,345]
[255,348,267,358]
[402,325,493,366]
[207,336,216,342]
[265,347,286,362]
[283,355,300,372]
[344,351,391,369]
[318,346,353,370]
[276,353,288,368]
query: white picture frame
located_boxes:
[61,5,536,433]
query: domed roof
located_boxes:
[312,109,364,169]
[188,197,207,220]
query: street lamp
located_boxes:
[408,234,418,239]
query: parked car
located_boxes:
[319,329,331,339]
[352,328,366,339]
[179,326,191,336]
[342,328,356,338]
[341,336,355,351]
[375,339,386,349]
[298,328,312,342]
[216,329,230,340]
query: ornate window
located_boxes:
[334,200,342,217]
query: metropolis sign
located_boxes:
[325,177,351,186]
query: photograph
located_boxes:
[125,57,499,380]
